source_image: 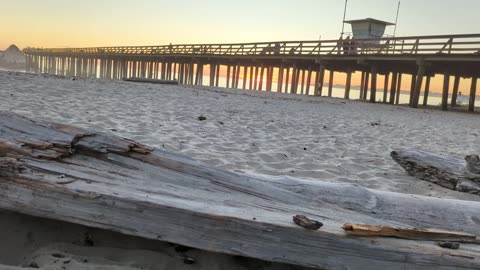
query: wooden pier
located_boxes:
[23,34,480,111]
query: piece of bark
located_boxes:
[343,224,478,242]
[0,112,480,270]
[391,149,480,194]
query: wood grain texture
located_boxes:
[0,112,480,270]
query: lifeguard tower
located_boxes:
[344,18,395,44]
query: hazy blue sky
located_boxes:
[1,0,479,49]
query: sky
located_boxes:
[1,0,479,49]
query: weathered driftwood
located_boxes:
[123,77,179,85]
[0,112,479,270]
[343,224,478,242]
[391,150,480,194]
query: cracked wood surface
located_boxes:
[0,112,479,270]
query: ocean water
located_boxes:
[200,76,479,108]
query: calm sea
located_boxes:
[206,76,479,108]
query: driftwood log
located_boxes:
[0,112,479,270]
[123,77,179,85]
[391,150,480,195]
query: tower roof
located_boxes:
[344,18,395,26]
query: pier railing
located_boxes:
[24,34,480,57]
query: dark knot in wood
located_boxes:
[293,215,323,230]
[437,241,460,250]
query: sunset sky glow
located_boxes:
[2,0,479,49]
[2,0,479,92]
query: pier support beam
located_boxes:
[254,66,259,90]
[209,64,215,86]
[469,77,477,112]
[284,67,290,93]
[232,65,237,88]
[266,66,273,91]
[277,66,284,93]
[300,69,306,95]
[328,70,334,97]
[363,72,370,100]
[195,63,201,85]
[412,65,426,108]
[369,66,377,103]
[294,68,301,94]
[259,65,265,91]
[423,76,431,106]
[383,73,390,103]
[290,67,297,94]
[317,65,326,96]
[243,66,248,89]
[215,65,220,87]
[360,72,366,99]
[441,73,450,111]
[345,70,353,99]
[226,65,231,88]
[248,66,253,90]
[451,75,461,107]
[395,74,402,105]
[409,75,417,106]
[305,68,312,95]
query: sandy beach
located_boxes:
[1,70,479,269]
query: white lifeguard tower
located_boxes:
[344,18,395,44]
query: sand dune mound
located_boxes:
[1,45,25,64]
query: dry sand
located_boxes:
[0,70,479,269]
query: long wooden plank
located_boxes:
[0,112,479,270]
[123,77,179,85]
